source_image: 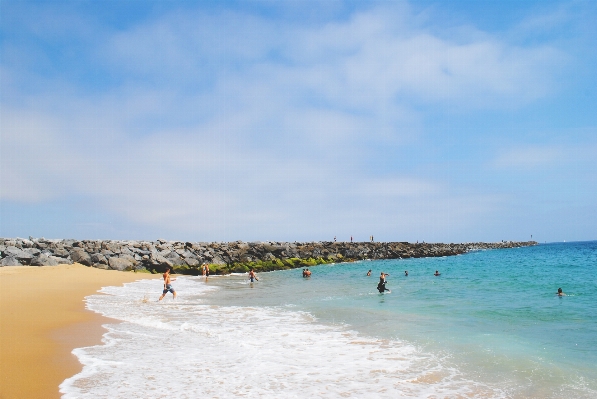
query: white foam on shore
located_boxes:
[60,277,505,398]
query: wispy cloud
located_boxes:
[1,1,594,241]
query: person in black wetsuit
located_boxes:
[377,272,390,293]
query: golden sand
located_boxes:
[0,264,158,399]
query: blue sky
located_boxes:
[1,0,596,243]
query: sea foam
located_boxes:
[60,277,504,398]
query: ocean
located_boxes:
[60,241,597,398]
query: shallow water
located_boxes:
[61,241,597,398]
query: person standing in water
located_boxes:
[158,267,177,301]
[377,272,390,293]
[556,287,566,296]
[367,269,372,276]
[203,263,210,279]
[249,269,258,282]
[434,270,441,276]
[404,270,408,276]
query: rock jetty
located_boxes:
[0,237,537,275]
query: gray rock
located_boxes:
[165,251,180,261]
[53,248,69,257]
[211,255,226,265]
[108,257,133,271]
[70,250,92,266]
[168,255,186,266]
[119,254,137,265]
[30,255,59,266]
[1,256,22,266]
[90,253,108,264]
[24,248,41,256]
[186,258,200,267]
[94,263,110,270]
[4,246,34,261]
[101,249,115,257]
[151,254,173,267]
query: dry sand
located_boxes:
[0,264,159,399]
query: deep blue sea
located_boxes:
[62,241,597,398]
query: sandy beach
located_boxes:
[0,264,158,399]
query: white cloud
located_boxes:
[0,2,577,240]
[492,146,563,169]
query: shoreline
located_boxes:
[0,264,158,399]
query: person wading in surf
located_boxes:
[158,267,177,301]
[377,272,390,293]
[249,269,258,282]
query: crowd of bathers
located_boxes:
[157,265,567,300]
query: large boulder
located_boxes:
[151,254,173,267]
[4,246,34,262]
[1,256,22,266]
[24,248,41,256]
[169,256,186,266]
[108,257,133,271]
[70,249,92,266]
[30,255,59,266]
[90,253,108,265]
[118,254,137,266]
[186,258,200,267]
[53,247,69,257]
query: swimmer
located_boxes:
[248,268,258,282]
[434,270,441,276]
[556,287,566,296]
[377,272,390,293]
[302,268,307,277]
[404,270,408,276]
[158,267,177,301]
[367,269,372,276]
[305,268,311,277]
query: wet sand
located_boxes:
[0,264,158,399]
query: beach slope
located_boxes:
[0,264,158,399]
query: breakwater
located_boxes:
[0,237,537,274]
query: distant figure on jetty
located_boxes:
[334,236,336,242]
[557,288,566,296]
[367,269,372,276]
[377,272,390,293]
[434,270,441,276]
[249,269,258,282]
[351,236,353,243]
[158,267,176,301]
[404,270,408,276]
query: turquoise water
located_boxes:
[203,241,597,397]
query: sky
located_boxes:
[1,0,596,243]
